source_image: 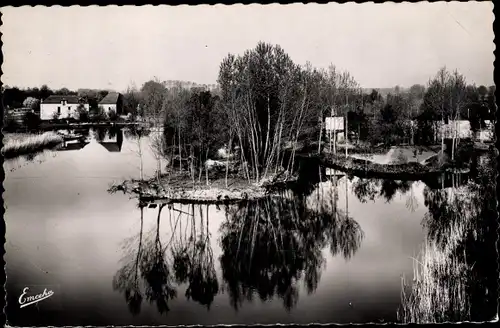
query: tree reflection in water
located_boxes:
[139,204,177,314]
[219,185,364,312]
[112,203,145,315]
[171,204,219,309]
[399,152,497,323]
[113,202,219,315]
[112,172,365,315]
[351,177,413,204]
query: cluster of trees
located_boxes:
[342,71,495,152]
[133,42,496,183]
[2,85,78,110]
[139,43,364,183]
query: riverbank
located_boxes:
[109,172,296,204]
[2,132,64,159]
[39,121,147,131]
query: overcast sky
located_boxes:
[0,2,494,92]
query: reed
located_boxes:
[2,132,64,159]
[398,238,471,323]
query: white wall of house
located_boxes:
[438,120,473,139]
[477,120,494,142]
[325,116,344,131]
[40,102,89,120]
[40,102,90,120]
[100,104,117,113]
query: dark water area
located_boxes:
[4,128,497,325]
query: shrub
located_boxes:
[396,151,409,164]
[3,114,20,132]
[126,112,135,122]
[108,108,118,121]
[76,105,89,122]
[52,111,61,122]
[90,106,107,122]
[23,111,41,131]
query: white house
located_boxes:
[98,92,123,116]
[40,95,89,120]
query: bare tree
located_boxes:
[449,70,467,161]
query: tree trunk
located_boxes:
[178,129,182,173]
[441,117,444,156]
[317,115,322,155]
[205,147,209,186]
[225,134,232,188]
[191,145,195,186]
[345,98,349,158]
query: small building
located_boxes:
[438,120,473,139]
[40,95,89,120]
[476,120,494,142]
[98,92,123,116]
[325,116,345,142]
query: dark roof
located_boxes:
[99,92,121,104]
[42,95,81,104]
[98,142,122,152]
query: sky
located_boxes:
[0,2,495,92]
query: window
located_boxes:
[57,107,61,115]
[68,106,71,111]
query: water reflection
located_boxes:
[140,204,177,314]
[113,204,178,315]
[113,203,219,315]
[113,188,365,316]
[4,149,58,172]
[351,178,412,204]
[112,203,146,315]
[399,152,497,323]
[172,204,219,309]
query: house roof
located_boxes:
[42,95,81,104]
[98,142,122,152]
[99,92,121,104]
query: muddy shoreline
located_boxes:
[109,173,298,204]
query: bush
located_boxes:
[108,108,118,121]
[76,105,89,122]
[126,112,135,122]
[22,111,41,131]
[396,151,409,164]
[52,111,60,122]
[3,115,20,132]
[90,106,107,122]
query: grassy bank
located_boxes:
[2,132,64,159]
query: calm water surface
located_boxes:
[4,128,493,325]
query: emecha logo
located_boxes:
[18,287,54,308]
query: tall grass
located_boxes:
[2,132,63,159]
[398,240,471,323]
[398,184,477,323]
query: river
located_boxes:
[4,127,497,325]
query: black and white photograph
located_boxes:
[1,2,497,326]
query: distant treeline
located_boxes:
[2,42,495,182]
[130,42,496,182]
